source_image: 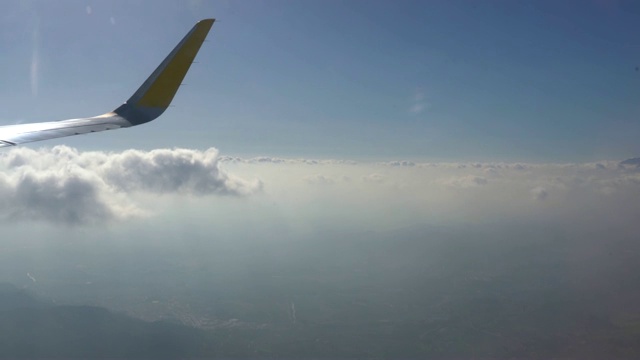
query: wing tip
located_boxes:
[116,19,215,125]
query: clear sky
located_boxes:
[1,0,639,162]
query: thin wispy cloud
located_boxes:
[30,17,39,98]
[409,90,428,115]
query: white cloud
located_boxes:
[483,167,498,175]
[0,146,261,225]
[0,164,138,225]
[530,186,548,201]
[362,173,386,184]
[379,160,416,167]
[441,175,488,188]
[98,148,260,196]
[303,174,335,185]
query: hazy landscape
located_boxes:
[2,220,639,358]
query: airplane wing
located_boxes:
[0,18,215,148]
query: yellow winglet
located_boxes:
[116,19,214,124]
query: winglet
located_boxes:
[114,19,215,125]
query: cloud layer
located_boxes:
[256,157,640,234]
[2,147,639,234]
[0,146,262,225]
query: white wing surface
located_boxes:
[0,19,215,148]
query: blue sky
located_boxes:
[0,0,639,161]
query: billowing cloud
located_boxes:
[98,148,261,196]
[0,165,135,225]
[379,160,416,167]
[362,173,386,184]
[303,174,335,185]
[0,146,261,225]
[441,175,488,188]
[530,186,548,201]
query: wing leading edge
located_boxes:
[0,18,215,148]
